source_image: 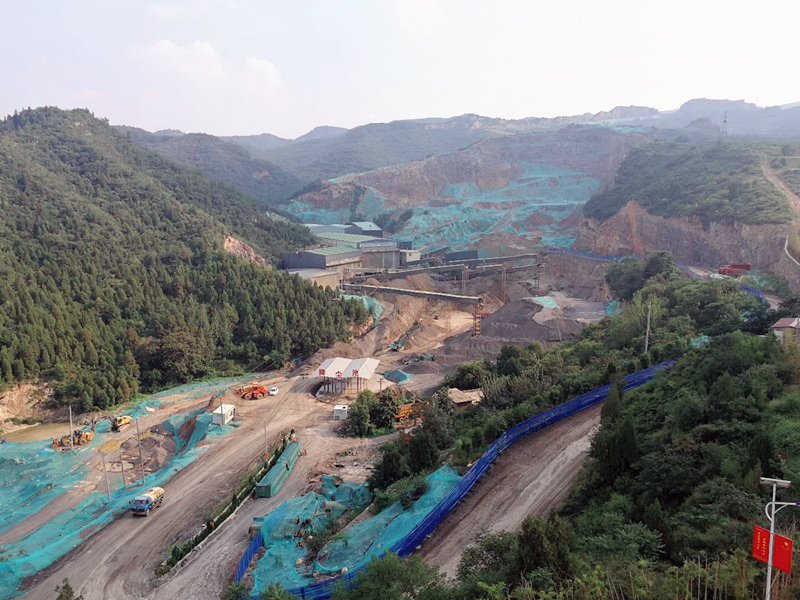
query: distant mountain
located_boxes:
[120,128,305,205]
[225,132,291,152]
[259,114,503,182]
[617,98,800,136]
[295,125,348,143]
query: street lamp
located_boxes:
[760,477,792,600]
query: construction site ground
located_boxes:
[10,253,620,599]
[16,376,342,600]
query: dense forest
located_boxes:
[303,257,800,600]
[583,141,794,224]
[0,107,367,410]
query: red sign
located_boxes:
[753,525,794,574]
[753,525,770,564]
[319,369,325,377]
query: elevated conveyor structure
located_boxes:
[341,283,484,336]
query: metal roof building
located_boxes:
[283,247,362,272]
[346,222,383,238]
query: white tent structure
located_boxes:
[317,357,381,394]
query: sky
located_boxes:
[2,0,799,139]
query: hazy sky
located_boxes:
[2,0,799,138]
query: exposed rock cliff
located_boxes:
[574,201,800,290]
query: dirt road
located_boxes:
[20,377,323,600]
[418,404,601,578]
[154,424,391,600]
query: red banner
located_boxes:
[753,525,770,564]
[752,525,793,574]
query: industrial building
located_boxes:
[287,268,341,289]
[346,222,383,238]
[305,224,349,235]
[314,232,378,248]
[283,247,362,278]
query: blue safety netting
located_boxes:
[341,295,384,327]
[277,361,675,600]
[383,370,413,385]
[314,468,461,576]
[250,477,373,592]
[605,301,622,316]
[0,375,250,599]
[287,164,601,250]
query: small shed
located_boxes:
[447,388,483,414]
[334,405,349,420]
[773,317,800,347]
[212,404,235,426]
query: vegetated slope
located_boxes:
[119,128,305,206]
[584,141,794,224]
[0,107,367,410]
[259,114,503,182]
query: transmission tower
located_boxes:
[720,111,728,142]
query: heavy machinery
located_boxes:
[51,419,97,450]
[110,415,133,432]
[130,487,164,516]
[236,383,268,400]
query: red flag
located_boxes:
[774,534,793,574]
[752,525,793,574]
[753,525,770,564]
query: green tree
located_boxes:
[369,441,410,490]
[259,583,295,600]
[55,579,84,600]
[331,553,444,600]
[348,393,375,437]
[409,431,438,473]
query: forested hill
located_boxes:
[118,127,306,207]
[0,107,368,410]
[583,140,797,224]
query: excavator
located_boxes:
[51,418,97,450]
[109,415,133,432]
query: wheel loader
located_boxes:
[52,418,97,449]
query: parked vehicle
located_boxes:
[130,487,164,516]
[268,387,279,396]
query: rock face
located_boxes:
[223,235,269,266]
[574,201,800,290]
[288,127,651,248]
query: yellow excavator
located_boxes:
[110,415,133,432]
[51,418,97,450]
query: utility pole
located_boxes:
[644,300,652,354]
[761,477,792,600]
[135,418,146,486]
[101,453,111,502]
[69,405,74,452]
[264,421,268,460]
[119,450,127,489]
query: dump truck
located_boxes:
[110,415,132,432]
[236,383,268,400]
[51,419,97,450]
[130,487,164,516]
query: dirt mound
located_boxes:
[119,424,178,475]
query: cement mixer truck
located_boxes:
[130,487,164,516]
